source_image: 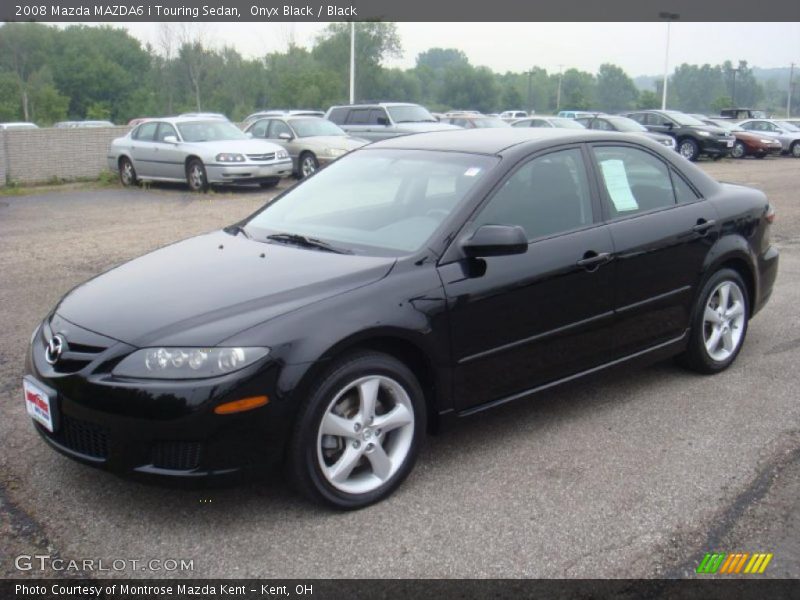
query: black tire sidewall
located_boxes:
[685,268,750,373]
[186,159,208,192]
[289,352,426,509]
[680,138,700,161]
[299,152,318,179]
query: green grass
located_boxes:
[0,171,120,196]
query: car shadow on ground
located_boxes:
[129,179,297,196]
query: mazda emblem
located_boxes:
[45,334,65,365]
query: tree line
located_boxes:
[0,21,795,125]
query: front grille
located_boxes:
[151,441,202,471]
[51,415,109,459]
[42,317,110,374]
[246,152,277,162]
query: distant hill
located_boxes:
[634,66,794,92]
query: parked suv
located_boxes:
[623,110,735,161]
[325,103,459,142]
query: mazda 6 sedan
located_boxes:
[108,117,293,191]
[27,128,778,508]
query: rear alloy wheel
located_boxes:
[299,152,319,179]
[679,268,749,374]
[730,141,746,159]
[678,138,700,161]
[791,142,800,158]
[288,352,425,509]
[119,157,137,186]
[186,159,208,192]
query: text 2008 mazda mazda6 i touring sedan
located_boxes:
[25,128,778,508]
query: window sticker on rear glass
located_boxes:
[600,159,638,212]
[464,167,481,177]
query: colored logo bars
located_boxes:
[696,552,773,574]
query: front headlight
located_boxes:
[216,153,246,162]
[323,148,347,158]
[113,347,269,379]
[760,139,774,144]
[697,131,711,137]
[276,150,289,159]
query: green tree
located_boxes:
[0,22,52,120]
[636,90,661,110]
[596,63,639,111]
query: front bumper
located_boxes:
[206,159,293,185]
[699,136,735,156]
[25,316,295,479]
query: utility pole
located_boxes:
[349,21,355,104]
[789,63,796,118]
[659,12,679,110]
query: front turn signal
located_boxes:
[214,395,269,415]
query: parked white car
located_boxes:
[499,110,529,121]
[108,117,292,191]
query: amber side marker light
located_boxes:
[214,395,269,415]
[766,205,776,224]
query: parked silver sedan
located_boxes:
[244,116,368,179]
[108,117,292,191]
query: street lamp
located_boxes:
[659,12,679,110]
[556,65,564,112]
[728,67,740,106]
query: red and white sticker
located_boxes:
[24,378,53,432]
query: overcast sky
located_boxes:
[96,22,799,78]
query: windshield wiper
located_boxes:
[266,233,352,254]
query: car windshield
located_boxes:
[471,117,510,128]
[387,105,437,123]
[776,121,800,132]
[245,149,498,255]
[707,120,740,132]
[177,120,248,142]
[606,117,647,132]
[291,118,346,137]
[667,112,706,126]
[552,118,585,129]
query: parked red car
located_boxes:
[699,117,782,159]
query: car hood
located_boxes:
[182,138,284,154]
[302,135,368,150]
[689,125,730,135]
[395,122,461,132]
[732,130,778,143]
[55,230,396,347]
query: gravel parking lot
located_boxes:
[1,158,799,579]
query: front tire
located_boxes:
[791,141,800,158]
[288,352,426,509]
[298,152,319,179]
[119,157,137,186]
[186,159,208,192]
[679,269,749,374]
[731,141,746,159]
[678,138,700,161]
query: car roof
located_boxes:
[329,102,420,109]
[139,116,233,125]
[367,127,627,155]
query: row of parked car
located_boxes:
[104,102,800,192]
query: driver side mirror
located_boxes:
[163,135,178,144]
[377,116,390,126]
[278,132,293,140]
[461,225,528,258]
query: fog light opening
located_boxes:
[214,395,269,415]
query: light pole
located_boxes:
[527,70,533,114]
[349,21,355,104]
[789,63,796,118]
[659,12,679,110]
[556,65,564,112]
[729,67,740,106]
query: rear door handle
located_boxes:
[692,219,716,234]
[577,251,613,270]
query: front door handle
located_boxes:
[692,218,716,234]
[577,251,613,270]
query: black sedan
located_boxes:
[575,114,677,151]
[624,110,736,161]
[25,129,778,508]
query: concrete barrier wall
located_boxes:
[2,126,129,185]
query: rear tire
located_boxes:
[679,268,749,374]
[287,351,426,509]
[678,138,700,161]
[119,157,137,186]
[186,159,208,192]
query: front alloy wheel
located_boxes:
[299,153,318,179]
[186,159,208,192]
[791,142,800,158]
[679,139,700,161]
[289,352,425,509]
[731,141,746,159]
